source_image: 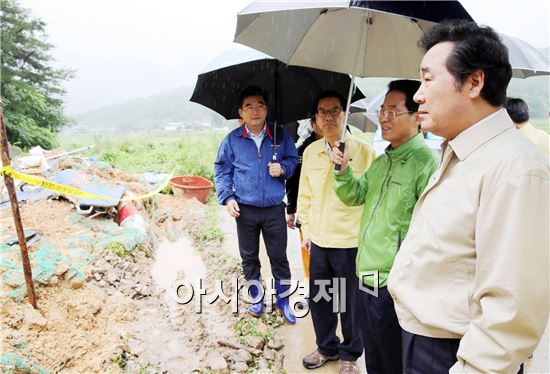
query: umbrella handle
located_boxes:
[333,141,346,172]
[272,144,278,162]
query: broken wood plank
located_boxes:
[217,340,262,356]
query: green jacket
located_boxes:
[333,133,438,287]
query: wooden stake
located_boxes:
[0,101,37,309]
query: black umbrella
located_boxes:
[190,49,365,125]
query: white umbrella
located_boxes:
[499,33,550,79]
[234,0,473,168]
[235,0,472,78]
[348,90,388,133]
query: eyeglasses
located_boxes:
[377,110,414,120]
[242,104,267,112]
[316,107,343,118]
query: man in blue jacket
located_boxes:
[214,86,299,324]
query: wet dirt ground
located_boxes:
[1,190,547,373]
[216,206,549,374]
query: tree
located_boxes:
[1,0,73,150]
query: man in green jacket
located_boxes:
[330,80,438,374]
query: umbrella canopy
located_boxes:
[499,33,550,79]
[190,48,364,124]
[234,0,473,78]
[349,89,387,131]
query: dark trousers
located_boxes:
[235,203,290,281]
[309,243,363,361]
[402,331,524,374]
[358,286,402,374]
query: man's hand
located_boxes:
[226,199,240,218]
[268,162,283,177]
[302,238,312,254]
[330,141,349,172]
[286,213,296,229]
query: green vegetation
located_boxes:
[105,242,130,257]
[531,118,550,133]
[59,131,225,181]
[111,350,128,369]
[508,77,550,120]
[1,0,73,150]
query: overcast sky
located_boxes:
[18,0,550,115]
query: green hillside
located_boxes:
[65,85,229,135]
[67,74,549,136]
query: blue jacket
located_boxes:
[214,123,298,207]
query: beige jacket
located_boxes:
[519,122,549,159]
[388,109,549,373]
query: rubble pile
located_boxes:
[1,146,290,373]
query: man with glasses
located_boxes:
[214,86,298,324]
[298,91,375,374]
[331,80,438,374]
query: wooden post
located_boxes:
[0,100,38,309]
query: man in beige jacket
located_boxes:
[388,20,549,373]
[505,97,549,158]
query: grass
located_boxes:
[59,130,225,181]
[530,118,550,134]
[198,196,225,243]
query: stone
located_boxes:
[106,272,118,285]
[172,214,182,221]
[221,349,233,360]
[127,338,145,356]
[54,262,71,277]
[205,350,227,372]
[244,335,265,350]
[263,347,276,361]
[7,315,23,330]
[233,362,249,373]
[257,358,270,372]
[24,307,47,328]
[267,335,283,350]
[256,323,269,336]
[93,272,102,281]
[139,285,151,297]
[70,276,86,289]
[232,349,253,364]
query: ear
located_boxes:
[238,108,243,119]
[467,70,485,99]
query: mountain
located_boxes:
[64,84,230,135]
[66,55,549,136]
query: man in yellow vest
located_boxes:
[298,91,375,374]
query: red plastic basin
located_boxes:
[169,175,213,203]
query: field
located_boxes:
[59,130,226,181]
[531,117,550,133]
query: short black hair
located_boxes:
[311,90,346,116]
[418,19,512,106]
[387,80,421,112]
[505,97,530,123]
[238,86,269,108]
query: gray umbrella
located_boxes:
[234,1,473,169]
[234,0,472,78]
[499,33,550,79]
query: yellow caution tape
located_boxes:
[0,164,173,202]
